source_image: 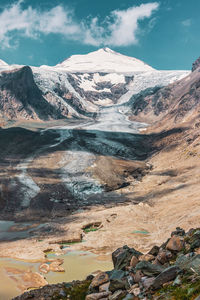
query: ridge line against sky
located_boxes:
[0,0,199,69]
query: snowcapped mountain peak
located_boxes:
[0,59,8,66]
[97,47,115,54]
[55,48,155,73]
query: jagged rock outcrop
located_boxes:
[0,66,64,120]
[129,57,200,128]
[192,56,200,72]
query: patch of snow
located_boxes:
[59,150,103,200]
[0,59,8,66]
[16,156,40,208]
[32,68,98,113]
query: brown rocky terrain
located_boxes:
[13,227,200,300]
[0,67,65,121]
[129,59,200,130]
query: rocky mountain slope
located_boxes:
[0,66,64,120]
[129,56,200,129]
[0,48,189,122]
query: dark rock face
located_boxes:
[176,254,200,275]
[112,245,142,270]
[171,227,185,237]
[0,67,64,120]
[67,73,133,105]
[148,245,160,256]
[130,65,200,126]
[135,261,164,276]
[0,67,133,122]
[192,56,200,72]
[152,266,180,289]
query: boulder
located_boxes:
[130,286,140,296]
[139,254,154,262]
[122,294,135,300]
[107,269,129,292]
[173,275,182,286]
[166,236,184,252]
[190,230,200,251]
[176,254,200,275]
[130,256,139,267]
[86,274,95,281]
[141,277,155,290]
[148,245,160,257]
[135,261,164,276]
[152,266,180,289]
[112,245,142,270]
[108,269,126,281]
[86,291,111,300]
[99,282,110,292]
[171,227,185,237]
[109,290,127,299]
[155,249,173,265]
[90,272,109,289]
[109,279,127,292]
[132,270,143,283]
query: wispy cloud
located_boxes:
[0,1,159,48]
[84,3,159,46]
[0,1,81,48]
[181,19,192,27]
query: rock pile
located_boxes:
[13,227,200,300]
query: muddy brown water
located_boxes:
[0,252,112,300]
[0,221,112,300]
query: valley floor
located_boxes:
[0,92,200,298]
[0,122,199,260]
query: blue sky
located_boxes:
[0,0,199,69]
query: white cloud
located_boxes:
[0,1,159,48]
[181,19,191,27]
[83,2,159,46]
[0,1,81,48]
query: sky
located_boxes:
[0,0,199,70]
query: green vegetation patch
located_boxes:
[131,230,149,235]
[51,280,91,300]
[156,277,200,300]
[83,227,99,233]
[82,222,102,234]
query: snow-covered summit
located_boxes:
[54,48,155,73]
[0,59,8,66]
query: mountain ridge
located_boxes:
[0,48,189,122]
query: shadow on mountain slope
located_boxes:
[0,125,188,221]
